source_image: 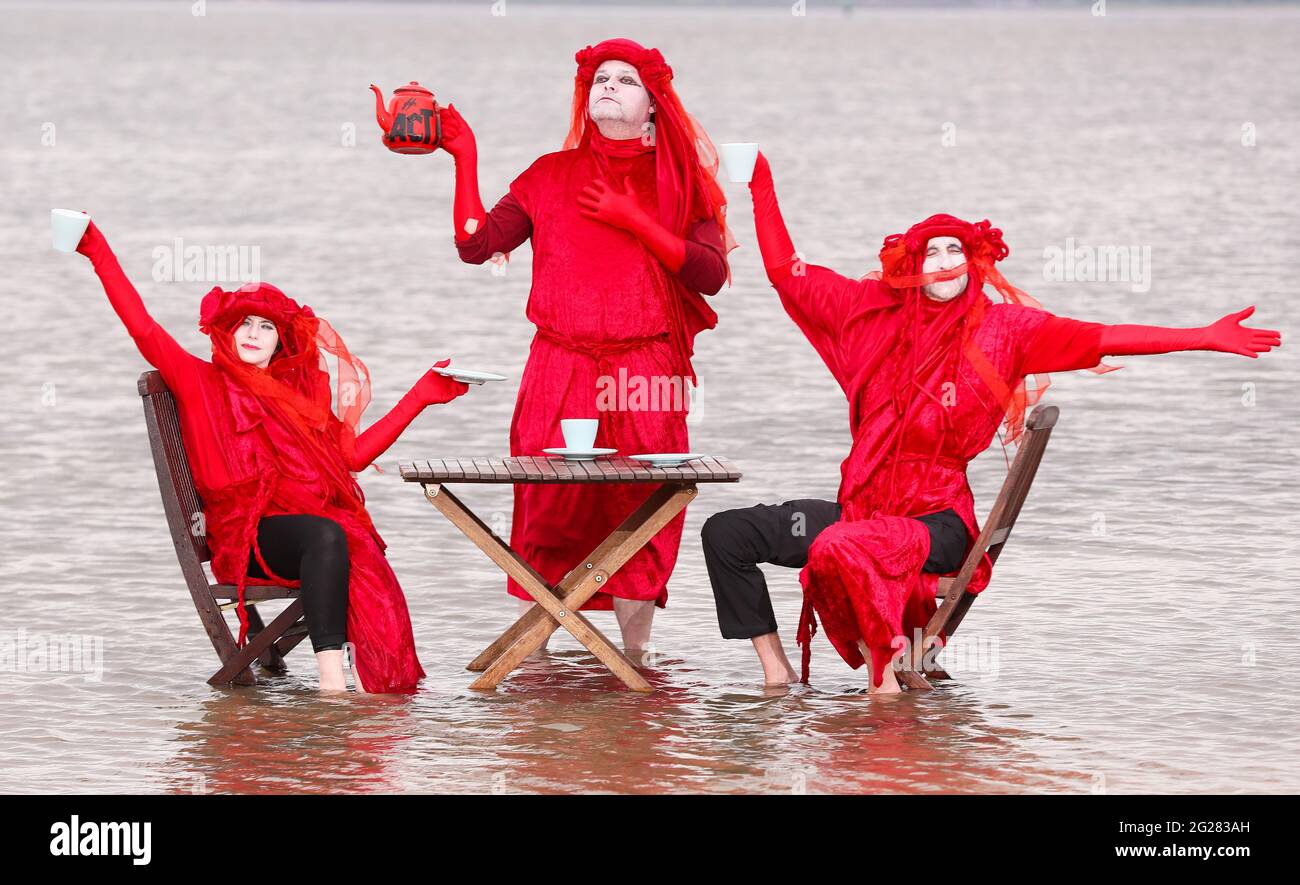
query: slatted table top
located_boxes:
[399,455,741,484]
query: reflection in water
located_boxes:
[160,651,1087,794]
[167,687,419,795]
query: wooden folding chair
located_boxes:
[138,370,310,686]
[896,403,1060,691]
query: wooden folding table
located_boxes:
[399,455,742,692]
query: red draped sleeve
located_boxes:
[777,266,896,391]
[455,191,533,265]
[676,217,727,296]
[1016,313,1107,376]
[79,225,205,397]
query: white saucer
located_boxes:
[433,367,508,385]
[542,447,618,461]
[629,453,706,468]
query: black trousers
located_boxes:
[700,499,970,640]
[246,514,350,653]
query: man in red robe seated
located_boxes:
[701,151,1282,693]
[436,38,736,653]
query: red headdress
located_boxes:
[199,282,372,446]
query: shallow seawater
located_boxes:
[1,2,1298,794]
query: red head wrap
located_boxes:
[198,282,372,443]
[864,213,1063,452]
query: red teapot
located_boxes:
[370,81,442,155]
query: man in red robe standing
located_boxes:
[701,151,1282,693]
[436,38,736,653]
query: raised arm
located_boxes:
[1019,307,1282,375]
[441,103,486,243]
[748,151,898,389]
[75,221,204,391]
[748,150,805,288]
[749,150,894,315]
[439,104,534,265]
[345,358,470,472]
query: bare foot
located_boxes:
[762,667,801,687]
[868,676,903,696]
[858,640,905,695]
[316,649,348,692]
[752,632,800,686]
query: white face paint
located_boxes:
[233,314,279,369]
[921,236,968,302]
[588,59,654,139]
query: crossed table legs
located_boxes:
[421,481,697,692]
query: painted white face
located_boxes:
[588,59,654,138]
[233,314,279,368]
[921,236,968,302]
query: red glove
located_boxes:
[1100,306,1281,359]
[412,357,472,405]
[576,175,686,272]
[348,358,469,470]
[747,151,799,285]
[76,220,155,337]
[442,103,486,242]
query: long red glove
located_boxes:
[747,151,800,285]
[76,220,156,337]
[1100,306,1281,358]
[440,103,486,243]
[576,175,687,272]
[348,359,469,471]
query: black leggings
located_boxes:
[700,499,970,640]
[246,515,350,653]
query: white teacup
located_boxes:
[52,209,91,253]
[560,418,599,451]
[718,143,759,183]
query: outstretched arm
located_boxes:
[346,358,470,472]
[1099,307,1280,358]
[1019,307,1282,375]
[76,221,203,390]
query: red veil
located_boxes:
[198,282,376,644]
[849,215,1117,512]
[563,37,736,257]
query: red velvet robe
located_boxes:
[458,136,728,610]
[779,264,1106,685]
[88,239,424,693]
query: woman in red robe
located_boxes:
[702,152,1281,693]
[437,38,736,651]
[76,221,469,694]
